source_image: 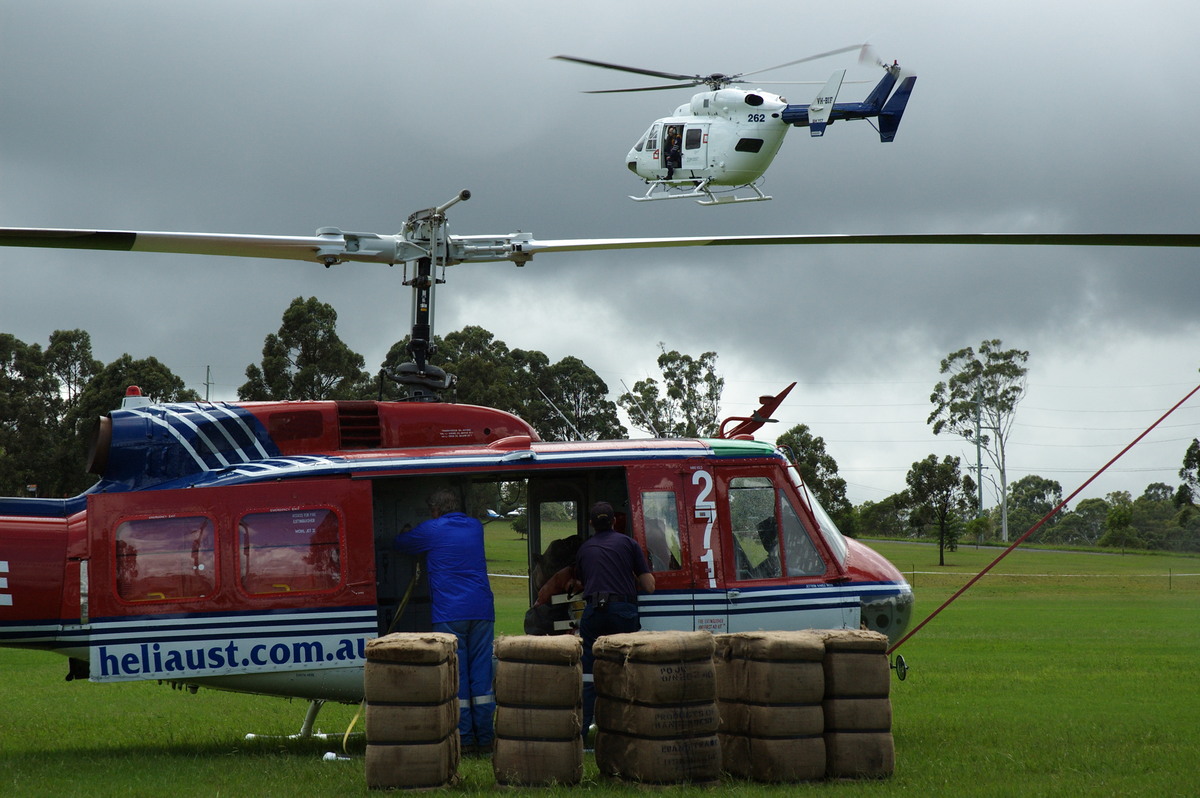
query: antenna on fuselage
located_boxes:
[538,387,585,440]
[620,379,661,438]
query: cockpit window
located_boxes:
[644,125,659,152]
[728,476,829,579]
[780,493,824,576]
[782,462,848,564]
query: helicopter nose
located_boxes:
[861,587,914,646]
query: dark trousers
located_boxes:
[579,600,640,736]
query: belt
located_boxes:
[585,593,637,604]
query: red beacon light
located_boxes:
[120,385,152,409]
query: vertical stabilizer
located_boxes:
[859,68,899,113]
[808,70,846,137]
[878,75,916,142]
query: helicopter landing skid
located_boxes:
[242,698,362,743]
[630,179,772,206]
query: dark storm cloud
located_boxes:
[2,0,1197,503]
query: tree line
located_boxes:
[855,339,1200,557]
[0,297,723,497]
[4,308,1198,556]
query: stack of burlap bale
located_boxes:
[592,630,721,785]
[492,635,584,786]
[714,630,827,782]
[363,632,460,790]
[820,629,894,778]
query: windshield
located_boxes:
[782,457,848,564]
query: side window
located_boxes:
[239,508,342,595]
[684,128,703,150]
[642,490,682,572]
[780,492,824,576]
[727,477,781,580]
[735,138,764,153]
[115,516,215,602]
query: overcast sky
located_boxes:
[2,1,1197,509]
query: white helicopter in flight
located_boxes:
[555,44,916,205]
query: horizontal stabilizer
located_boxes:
[808,70,845,137]
[878,75,916,142]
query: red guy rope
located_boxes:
[887,380,1200,655]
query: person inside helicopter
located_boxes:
[664,126,682,180]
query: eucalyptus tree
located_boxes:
[928,339,1029,541]
[239,297,372,400]
[618,345,723,438]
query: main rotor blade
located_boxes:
[5,227,1200,272]
[0,227,412,264]
[583,83,704,94]
[552,54,695,83]
[511,232,1200,259]
[738,44,866,79]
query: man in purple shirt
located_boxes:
[574,500,656,740]
[394,488,495,753]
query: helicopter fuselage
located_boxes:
[626,88,791,187]
[0,395,912,703]
[623,66,915,203]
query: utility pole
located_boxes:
[975,386,984,517]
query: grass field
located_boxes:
[2,535,1198,796]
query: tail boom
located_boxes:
[780,67,916,142]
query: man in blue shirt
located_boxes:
[394,488,495,753]
[574,500,656,740]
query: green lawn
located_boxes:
[2,542,1197,796]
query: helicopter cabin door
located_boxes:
[623,465,716,634]
[720,471,855,633]
[680,124,709,172]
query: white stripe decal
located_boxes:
[231,456,340,478]
[219,445,712,483]
[207,403,272,459]
[171,405,255,463]
[159,407,232,467]
[127,409,211,471]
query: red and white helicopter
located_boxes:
[556,45,917,204]
[1,192,1197,733]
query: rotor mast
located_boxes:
[383,189,470,401]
